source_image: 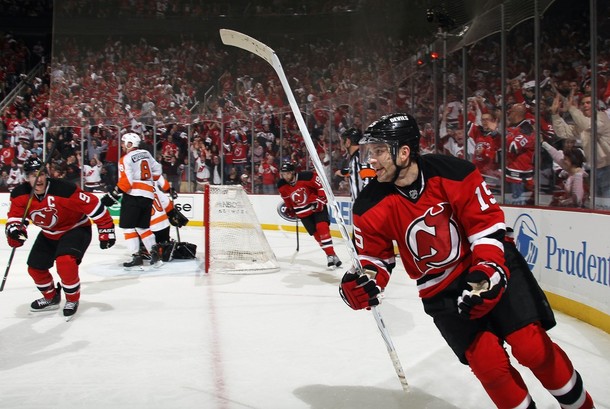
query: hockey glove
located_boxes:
[457,263,507,319]
[100,186,123,207]
[339,266,389,310]
[167,208,189,228]
[98,224,116,249]
[284,206,296,219]
[313,198,326,213]
[6,221,28,248]
[169,187,178,200]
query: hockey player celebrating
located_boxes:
[339,113,595,409]
[5,157,116,319]
[277,162,341,269]
[101,132,163,268]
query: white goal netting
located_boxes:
[205,185,280,274]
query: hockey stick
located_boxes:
[1,139,58,292]
[168,190,196,259]
[289,218,299,264]
[170,193,182,243]
[295,218,300,252]
[220,29,409,392]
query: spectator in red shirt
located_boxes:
[258,155,278,194]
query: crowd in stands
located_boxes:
[1,0,609,210]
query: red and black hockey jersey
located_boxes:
[278,171,327,218]
[7,178,113,239]
[353,154,507,299]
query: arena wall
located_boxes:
[1,192,608,333]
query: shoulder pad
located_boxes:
[10,182,31,199]
[298,171,315,181]
[353,179,395,216]
[420,154,475,182]
[47,178,78,198]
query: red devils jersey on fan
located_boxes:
[506,119,535,182]
[7,178,113,239]
[467,122,501,175]
[353,154,507,299]
[278,171,327,218]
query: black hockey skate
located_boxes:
[149,244,163,268]
[327,254,342,269]
[63,301,79,319]
[123,254,144,270]
[30,283,62,312]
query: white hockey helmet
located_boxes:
[121,132,141,148]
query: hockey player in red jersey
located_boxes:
[277,162,342,269]
[5,157,116,318]
[339,113,595,409]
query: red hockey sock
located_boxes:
[28,267,56,298]
[466,331,532,409]
[56,255,81,302]
[316,222,334,255]
[507,323,594,409]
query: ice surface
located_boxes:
[0,226,608,409]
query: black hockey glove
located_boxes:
[101,186,123,207]
[168,208,189,228]
[457,263,507,319]
[169,187,178,200]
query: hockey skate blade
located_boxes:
[123,265,145,272]
[29,306,60,314]
[150,260,164,269]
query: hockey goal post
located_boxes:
[203,184,280,274]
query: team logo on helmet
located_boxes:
[23,158,44,174]
[280,162,295,172]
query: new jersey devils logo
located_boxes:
[406,203,460,275]
[30,207,59,228]
[290,187,308,206]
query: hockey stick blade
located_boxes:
[219,29,409,393]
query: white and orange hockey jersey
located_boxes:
[117,149,163,199]
[149,177,174,232]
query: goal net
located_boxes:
[204,184,280,274]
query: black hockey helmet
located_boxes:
[23,157,44,174]
[280,162,295,172]
[341,127,363,144]
[360,113,421,160]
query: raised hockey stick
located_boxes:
[220,29,409,392]
[1,139,58,292]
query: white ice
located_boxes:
[0,226,608,409]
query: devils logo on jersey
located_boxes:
[290,187,309,207]
[30,207,59,228]
[406,203,460,275]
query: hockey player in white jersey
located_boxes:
[101,132,163,268]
